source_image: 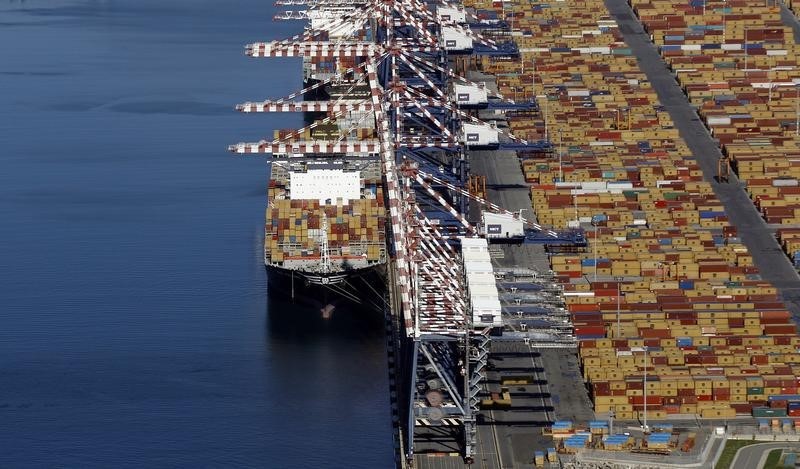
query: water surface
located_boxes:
[0,1,393,467]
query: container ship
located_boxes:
[264,156,387,288]
[262,7,387,305]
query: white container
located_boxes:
[567,89,591,97]
[707,116,732,126]
[773,179,799,187]
[442,27,473,52]
[467,272,497,287]
[462,123,499,146]
[452,83,488,107]
[437,6,466,23]
[482,211,524,238]
[464,260,494,275]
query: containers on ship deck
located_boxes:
[265,177,386,264]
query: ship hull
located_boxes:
[302,77,327,101]
[266,264,386,312]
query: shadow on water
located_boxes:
[265,292,386,341]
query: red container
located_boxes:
[765,325,797,335]
[752,355,769,365]
[574,326,606,337]
[629,396,663,406]
[593,382,610,395]
[732,403,753,414]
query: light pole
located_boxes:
[536,94,548,141]
[743,27,748,72]
[794,83,800,135]
[558,129,563,182]
[609,408,615,436]
[592,220,599,282]
[625,107,630,130]
[614,275,623,337]
[643,346,649,433]
[573,193,579,225]
[722,0,726,43]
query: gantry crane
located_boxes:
[230,0,582,461]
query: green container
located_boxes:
[663,191,687,201]
[747,387,765,395]
[752,407,787,418]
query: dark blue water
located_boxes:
[0,1,394,467]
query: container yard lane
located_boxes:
[605,0,800,318]
[779,1,800,42]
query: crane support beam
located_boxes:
[236,100,374,113]
[229,140,382,154]
[246,41,380,58]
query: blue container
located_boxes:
[699,210,725,219]
[676,337,693,347]
[770,394,800,402]
[679,279,695,290]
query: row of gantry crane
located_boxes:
[230,0,580,462]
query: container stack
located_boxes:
[534,450,545,466]
[461,237,502,328]
[265,175,386,265]
[551,420,575,437]
[628,0,800,262]
[562,433,591,453]
[645,432,672,450]
[777,229,800,268]
[602,434,633,451]
[460,0,800,418]
[588,420,610,437]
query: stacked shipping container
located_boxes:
[266,177,386,264]
[629,0,800,264]
[461,0,800,418]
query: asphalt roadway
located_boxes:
[605,0,800,318]
[470,134,594,469]
[730,442,800,469]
